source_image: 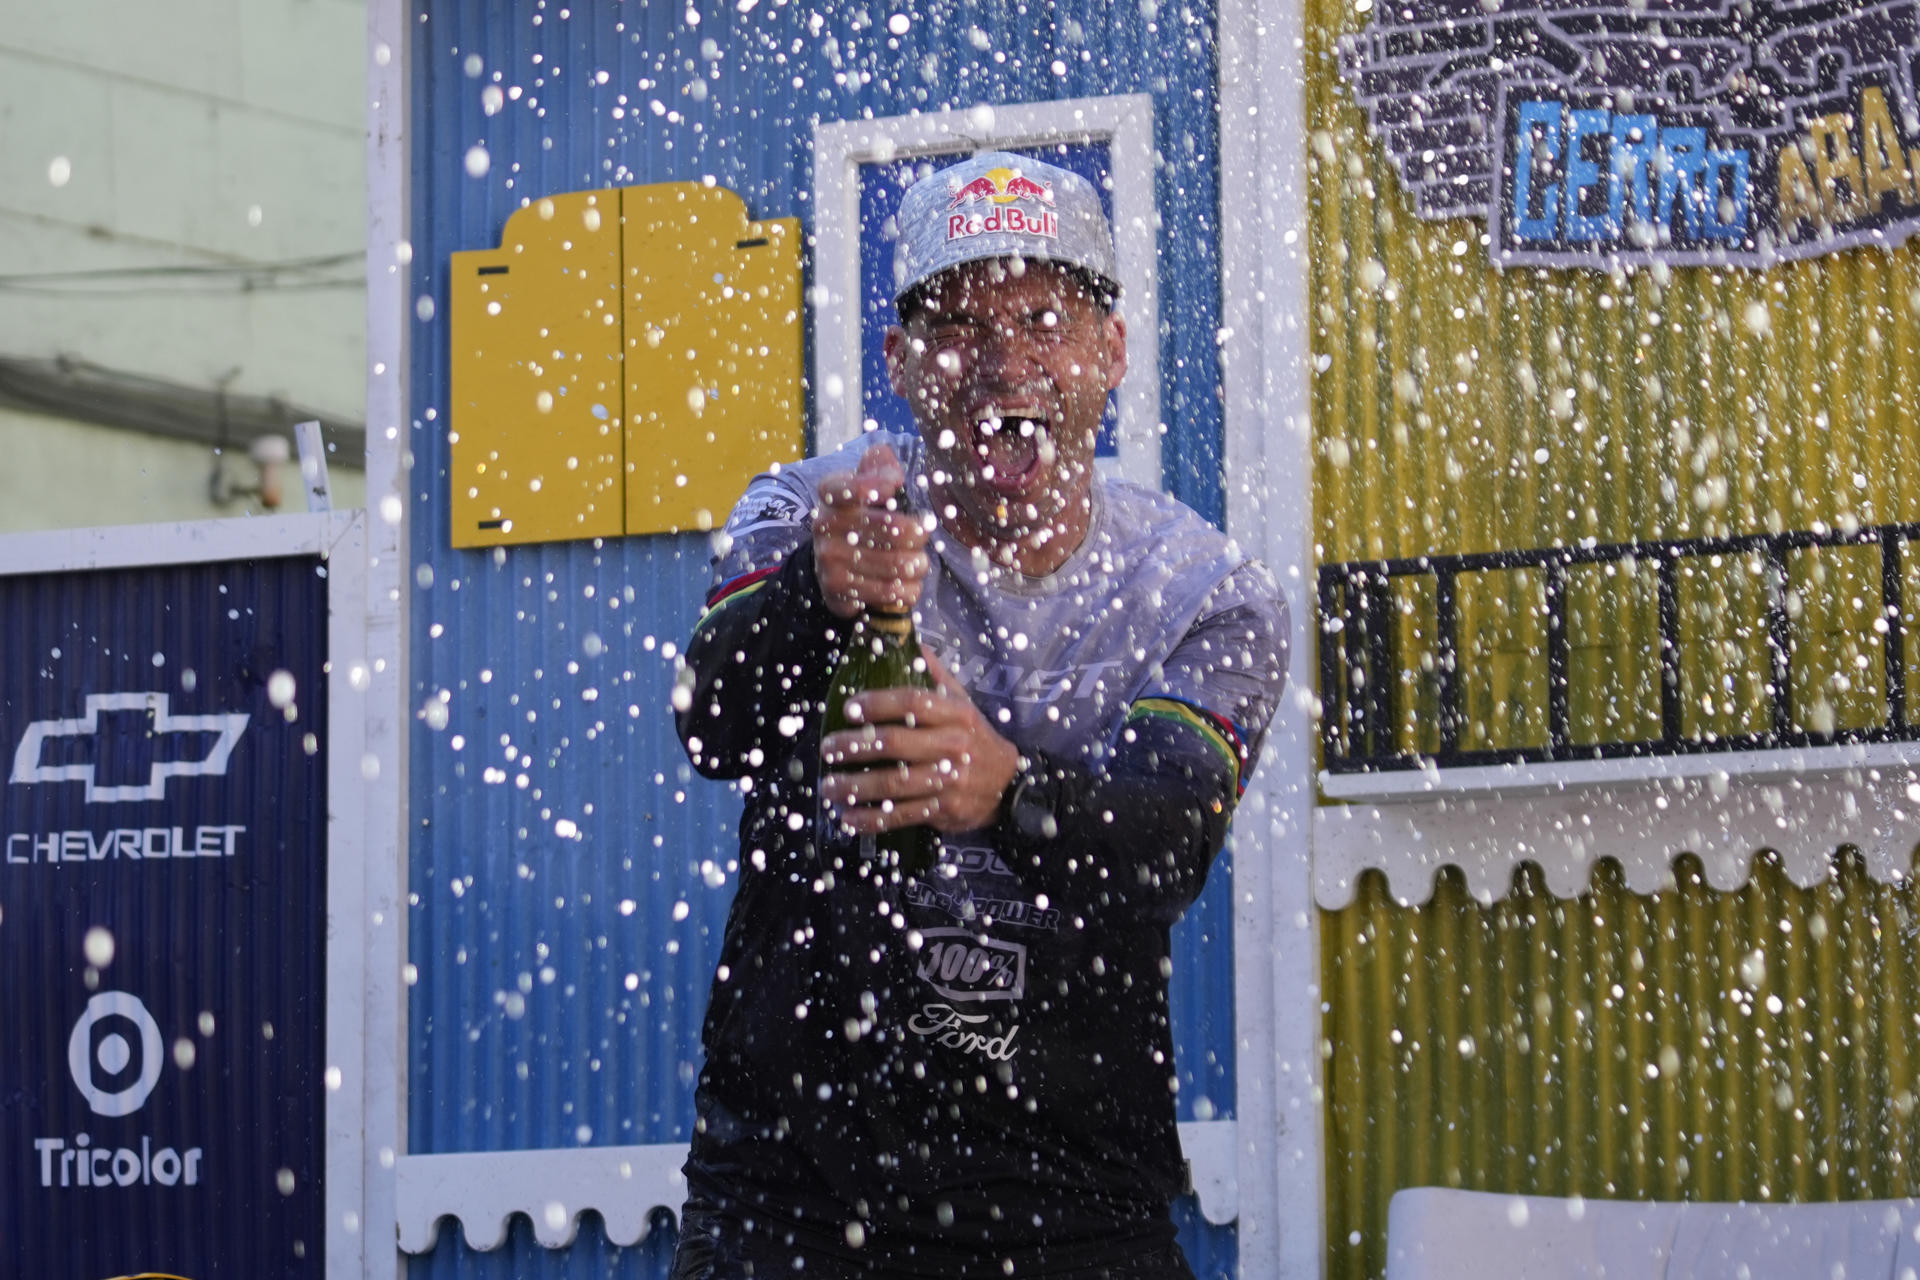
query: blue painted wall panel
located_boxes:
[408,536,733,1153]
[407,0,1236,1272]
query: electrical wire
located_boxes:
[0,278,365,297]
[0,251,361,282]
[0,354,365,468]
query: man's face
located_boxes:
[884,259,1127,546]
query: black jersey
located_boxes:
[673,433,1288,1276]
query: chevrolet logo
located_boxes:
[10,693,250,804]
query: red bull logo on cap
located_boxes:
[944,166,1059,243]
[947,167,1055,208]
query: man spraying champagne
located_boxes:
[672,151,1289,1279]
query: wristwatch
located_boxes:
[1003,754,1059,841]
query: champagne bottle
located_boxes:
[822,602,938,879]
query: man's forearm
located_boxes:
[997,718,1237,922]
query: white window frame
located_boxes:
[1313,751,1920,911]
[364,0,411,1275]
[1319,740,1920,804]
[811,95,1164,492]
[1220,0,1328,1272]
[0,510,379,1280]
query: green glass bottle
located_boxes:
[822,603,938,879]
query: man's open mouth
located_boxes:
[973,413,1050,495]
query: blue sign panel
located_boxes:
[0,556,329,1279]
[857,142,1121,455]
[1339,0,1920,267]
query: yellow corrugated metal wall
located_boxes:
[1307,0,1920,757]
[1306,0,1920,1270]
[1306,90,1920,566]
[1322,857,1920,1280]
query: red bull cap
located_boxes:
[892,150,1119,308]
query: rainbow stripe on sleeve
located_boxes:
[695,565,779,631]
[1123,696,1251,798]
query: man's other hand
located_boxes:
[820,646,1021,834]
[812,443,932,620]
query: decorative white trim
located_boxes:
[1179,1118,1241,1225]
[1221,0,1327,1271]
[362,1,411,1277]
[1313,763,1920,909]
[322,510,372,1280]
[393,1122,1241,1254]
[0,511,346,575]
[396,1143,687,1253]
[811,96,1163,491]
[1384,1187,1920,1280]
[1320,740,1920,803]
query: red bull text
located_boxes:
[947,204,1060,242]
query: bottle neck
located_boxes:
[859,608,914,644]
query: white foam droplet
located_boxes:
[83,927,115,968]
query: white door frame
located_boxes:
[1220,0,1328,1274]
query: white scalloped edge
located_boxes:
[396,1143,687,1253]
[1387,1188,1920,1279]
[396,1123,1238,1254]
[1313,762,1920,909]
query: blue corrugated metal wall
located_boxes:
[406,1,1238,1273]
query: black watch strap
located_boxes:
[1003,753,1059,842]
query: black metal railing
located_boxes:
[1319,521,1920,774]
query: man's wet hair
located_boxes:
[896,259,1118,326]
